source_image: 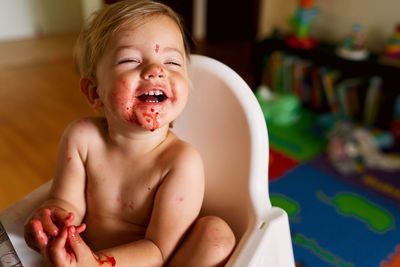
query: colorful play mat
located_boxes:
[267,108,400,267]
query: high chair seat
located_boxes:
[0,54,295,266]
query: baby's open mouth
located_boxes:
[137,90,168,103]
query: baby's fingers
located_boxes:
[53,209,74,228]
[76,223,86,234]
[50,228,74,265]
[39,208,60,237]
[31,220,49,250]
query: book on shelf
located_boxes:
[261,50,388,128]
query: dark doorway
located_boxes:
[206,1,259,42]
[160,0,193,35]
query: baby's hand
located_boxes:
[45,225,100,267]
[24,207,74,252]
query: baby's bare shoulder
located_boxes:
[64,117,107,138]
[162,133,204,173]
[61,117,107,151]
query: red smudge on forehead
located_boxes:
[155,44,160,53]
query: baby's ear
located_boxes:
[80,77,103,109]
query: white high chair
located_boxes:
[0,55,295,266]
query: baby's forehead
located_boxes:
[112,16,178,41]
[117,14,177,35]
[110,17,185,53]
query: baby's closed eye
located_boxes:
[117,58,141,65]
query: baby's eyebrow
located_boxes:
[114,45,184,59]
[114,45,139,53]
[162,47,184,59]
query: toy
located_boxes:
[255,85,301,126]
[327,122,400,174]
[285,0,319,49]
[380,23,400,66]
[336,24,369,61]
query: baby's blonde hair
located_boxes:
[74,0,191,78]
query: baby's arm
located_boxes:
[94,144,205,266]
[24,120,88,252]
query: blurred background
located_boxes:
[1,1,400,265]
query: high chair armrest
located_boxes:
[226,207,295,267]
[0,180,52,266]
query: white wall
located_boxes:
[0,0,37,40]
[81,0,103,24]
[0,0,83,41]
[258,0,400,52]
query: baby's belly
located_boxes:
[82,214,147,252]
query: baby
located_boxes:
[23,1,235,266]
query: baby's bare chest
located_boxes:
[85,157,165,226]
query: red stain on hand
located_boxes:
[64,212,74,226]
[31,219,49,247]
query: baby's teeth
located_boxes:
[143,90,163,96]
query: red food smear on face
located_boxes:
[121,79,129,90]
[142,111,160,131]
[115,79,133,122]
[128,201,134,210]
[155,44,160,53]
[113,79,166,130]
[67,157,72,163]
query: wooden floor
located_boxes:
[0,33,255,211]
[0,33,94,210]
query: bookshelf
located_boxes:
[253,37,400,130]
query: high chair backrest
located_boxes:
[174,55,295,267]
[173,54,271,242]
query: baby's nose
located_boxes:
[141,64,165,80]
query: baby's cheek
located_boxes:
[109,86,137,122]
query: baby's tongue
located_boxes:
[138,95,158,103]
